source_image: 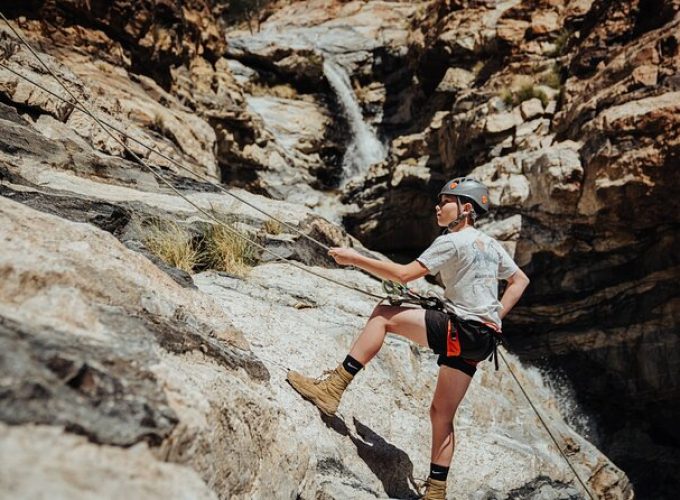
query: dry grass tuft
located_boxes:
[203,223,259,277]
[262,218,283,235]
[539,64,562,90]
[501,83,550,108]
[143,220,201,273]
[549,29,571,57]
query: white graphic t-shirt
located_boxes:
[416,227,519,327]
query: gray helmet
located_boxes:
[438,177,490,215]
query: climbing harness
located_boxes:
[382,280,445,310]
[381,281,503,370]
[0,13,596,500]
[380,281,595,498]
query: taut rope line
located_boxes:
[0,15,331,253]
[0,12,384,300]
[0,14,598,498]
[498,349,597,500]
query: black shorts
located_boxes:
[425,309,498,377]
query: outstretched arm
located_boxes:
[328,247,428,284]
[499,269,530,320]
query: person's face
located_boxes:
[435,194,459,227]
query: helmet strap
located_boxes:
[447,197,475,231]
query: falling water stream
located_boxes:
[322,58,387,184]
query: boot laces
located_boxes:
[313,369,335,385]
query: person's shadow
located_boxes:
[322,413,420,499]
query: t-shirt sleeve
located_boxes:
[496,241,520,280]
[416,236,457,275]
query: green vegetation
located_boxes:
[219,0,275,33]
[501,88,514,107]
[539,64,562,90]
[548,29,570,57]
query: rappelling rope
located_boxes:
[497,348,597,500]
[0,12,383,301]
[1,15,598,497]
[0,12,332,254]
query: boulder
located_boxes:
[520,97,544,121]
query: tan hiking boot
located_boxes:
[286,364,354,416]
[422,477,447,500]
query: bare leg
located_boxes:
[430,366,472,466]
[348,305,428,365]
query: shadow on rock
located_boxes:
[321,414,419,499]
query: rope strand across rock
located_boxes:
[0,11,384,302]
[0,12,596,499]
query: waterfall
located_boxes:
[322,58,387,184]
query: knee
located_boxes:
[430,401,457,422]
[429,402,439,420]
[369,304,392,322]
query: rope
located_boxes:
[1,15,599,497]
[0,14,331,253]
[498,348,597,500]
[0,12,384,301]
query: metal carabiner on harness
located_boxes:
[381,281,446,311]
[382,280,411,306]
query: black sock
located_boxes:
[342,355,364,376]
[429,463,450,481]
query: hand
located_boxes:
[328,247,360,266]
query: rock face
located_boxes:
[1,0,676,498]
[0,194,631,499]
[0,88,630,495]
[337,0,680,497]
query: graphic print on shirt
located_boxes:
[471,237,500,300]
[416,228,519,326]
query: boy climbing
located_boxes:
[287,177,530,499]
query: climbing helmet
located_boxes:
[438,177,490,215]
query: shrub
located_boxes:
[142,220,201,273]
[516,84,549,107]
[249,82,298,99]
[220,0,275,33]
[501,88,515,107]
